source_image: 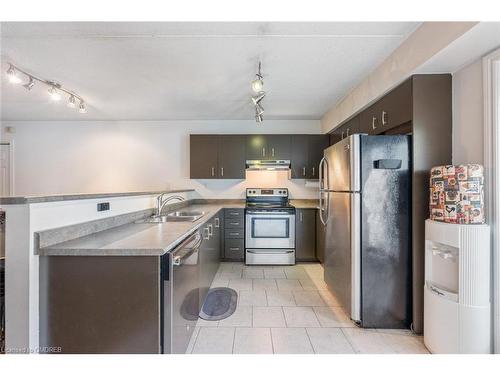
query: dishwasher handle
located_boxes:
[171,231,203,267]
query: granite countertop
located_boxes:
[0,189,195,205]
[39,202,245,257]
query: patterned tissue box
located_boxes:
[429,164,485,224]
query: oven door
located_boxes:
[245,211,295,249]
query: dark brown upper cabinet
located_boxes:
[191,133,326,180]
[329,127,342,145]
[329,116,360,144]
[307,135,329,179]
[246,135,267,159]
[266,135,291,160]
[378,78,412,131]
[291,135,329,179]
[360,101,382,135]
[190,135,246,179]
[359,80,412,136]
[245,135,291,160]
[219,135,246,179]
[341,116,360,139]
[290,136,309,178]
[190,135,219,179]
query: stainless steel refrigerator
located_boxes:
[319,134,411,328]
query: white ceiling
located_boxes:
[0,22,420,121]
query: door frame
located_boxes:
[0,141,14,196]
[483,47,500,353]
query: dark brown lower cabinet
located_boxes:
[223,209,244,261]
[295,208,316,261]
[40,256,162,354]
[315,209,325,264]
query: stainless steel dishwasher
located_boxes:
[162,229,203,354]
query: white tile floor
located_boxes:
[187,262,429,354]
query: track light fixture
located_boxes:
[7,64,21,84]
[255,103,264,116]
[79,101,87,113]
[251,91,266,106]
[251,61,264,93]
[251,61,267,123]
[23,76,35,90]
[67,95,76,108]
[48,85,62,101]
[5,63,87,114]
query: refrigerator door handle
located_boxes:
[350,193,361,322]
[318,156,330,226]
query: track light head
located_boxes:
[255,104,264,116]
[251,61,264,92]
[251,78,264,93]
[67,95,76,108]
[6,65,21,84]
[23,77,35,90]
[251,92,266,105]
[48,85,62,101]
[78,101,87,114]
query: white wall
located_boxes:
[0,120,321,199]
[452,59,484,165]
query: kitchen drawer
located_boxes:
[225,229,244,239]
[224,217,244,228]
[225,209,244,219]
[224,239,245,260]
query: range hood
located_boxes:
[245,160,291,171]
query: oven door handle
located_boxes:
[246,211,295,216]
[246,250,295,254]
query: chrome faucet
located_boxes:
[155,194,185,216]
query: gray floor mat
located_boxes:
[199,287,238,321]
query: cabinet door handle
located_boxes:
[208,224,213,236]
[372,116,377,130]
[303,167,306,176]
[229,212,239,216]
[272,148,275,157]
[312,167,315,176]
[203,227,210,240]
[229,247,240,251]
[341,131,345,139]
[230,222,239,225]
[300,212,303,222]
[211,167,215,177]
[221,167,224,177]
[381,111,388,126]
[215,217,220,228]
[230,232,240,236]
[346,128,350,136]
[262,147,266,157]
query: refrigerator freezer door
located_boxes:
[323,135,361,192]
[359,135,411,328]
[324,192,360,318]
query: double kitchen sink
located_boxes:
[136,210,206,224]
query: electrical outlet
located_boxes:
[97,202,110,212]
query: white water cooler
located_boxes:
[424,219,491,353]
